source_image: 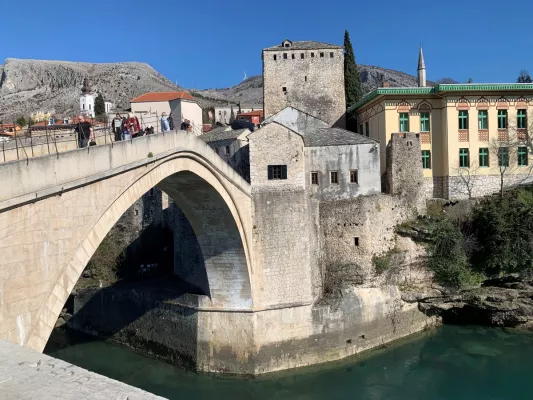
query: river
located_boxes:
[44,325,533,400]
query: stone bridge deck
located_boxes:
[0,340,166,399]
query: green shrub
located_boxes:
[147,152,153,158]
[373,253,391,274]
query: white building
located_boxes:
[79,77,95,118]
[105,102,113,113]
[130,92,203,134]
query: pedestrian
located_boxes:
[161,112,170,132]
[180,119,187,131]
[168,114,174,131]
[75,115,94,148]
[185,119,192,133]
[113,113,122,141]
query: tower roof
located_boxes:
[263,40,343,51]
[418,46,426,70]
[81,77,92,94]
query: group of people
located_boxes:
[75,112,195,148]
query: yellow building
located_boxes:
[30,111,53,123]
[352,49,533,199]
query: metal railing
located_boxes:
[0,113,205,163]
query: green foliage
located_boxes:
[94,92,106,118]
[147,152,153,158]
[427,219,481,288]
[344,30,363,132]
[471,187,533,277]
[373,253,391,274]
[15,116,26,127]
[517,70,533,83]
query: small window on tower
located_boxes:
[311,52,315,58]
[292,53,295,59]
[350,170,358,184]
[301,53,305,59]
[273,55,277,61]
[282,87,287,94]
[283,53,287,59]
[311,172,319,185]
[354,237,360,247]
[320,52,324,58]
[330,171,338,184]
[330,52,334,58]
[305,76,307,82]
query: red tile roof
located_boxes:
[238,110,264,117]
[203,124,212,133]
[131,91,195,103]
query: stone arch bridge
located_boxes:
[0,132,255,353]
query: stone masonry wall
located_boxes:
[447,173,533,199]
[263,47,346,126]
[386,132,426,214]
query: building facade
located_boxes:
[262,39,346,127]
[353,49,533,199]
[130,92,203,134]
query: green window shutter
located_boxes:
[498,110,508,129]
[281,165,287,179]
[498,148,509,167]
[399,113,409,132]
[478,111,488,130]
[479,148,489,167]
[267,166,273,180]
[518,110,527,129]
[459,110,469,130]
[518,147,528,166]
[421,150,431,169]
[420,112,430,132]
[459,148,469,167]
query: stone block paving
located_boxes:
[0,340,166,400]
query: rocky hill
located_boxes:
[0,58,181,121]
[191,65,456,107]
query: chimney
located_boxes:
[382,81,390,88]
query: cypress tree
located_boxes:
[517,70,533,83]
[344,30,363,132]
[94,92,106,119]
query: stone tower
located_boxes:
[417,46,427,88]
[262,39,346,127]
[80,76,95,118]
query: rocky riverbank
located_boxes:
[403,275,533,330]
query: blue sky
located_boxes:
[2,0,532,89]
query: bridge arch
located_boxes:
[0,133,253,352]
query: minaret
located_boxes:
[417,46,427,88]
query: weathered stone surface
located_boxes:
[412,276,533,328]
[0,339,165,399]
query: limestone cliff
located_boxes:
[0,58,181,121]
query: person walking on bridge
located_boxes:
[75,115,94,148]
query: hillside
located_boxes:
[192,65,457,107]
[0,58,181,121]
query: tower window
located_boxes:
[330,52,334,58]
[311,172,319,185]
[283,53,287,59]
[330,171,338,184]
[354,237,360,247]
[292,53,295,59]
[305,76,307,82]
[273,55,277,61]
[268,165,287,180]
[320,52,324,57]
[282,86,287,94]
[311,52,315,58]
[301,53,305,59]
[350,170,358,184]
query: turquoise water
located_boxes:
[45,326,533,400]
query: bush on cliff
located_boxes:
[471,187,533,277]
[427,218,481,289]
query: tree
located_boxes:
[15,116,26,127]
[229,106,235,123]
[489,131,519,198]
[517,70,532,83]
[451,160,481,199]
[94,92,106,119]
[344,30,363,132]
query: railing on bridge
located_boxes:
[0,112,205,163]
